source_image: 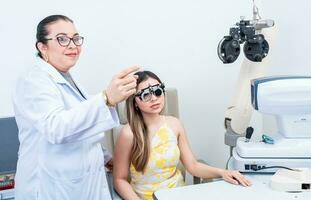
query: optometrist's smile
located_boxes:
[65,52,78,58]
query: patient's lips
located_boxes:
[150,103,161,109]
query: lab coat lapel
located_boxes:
[36,58,87,100]
[71,79,89,99]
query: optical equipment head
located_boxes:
[217,36,240,64]
[218,19,272,64]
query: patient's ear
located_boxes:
[135,103,139,110]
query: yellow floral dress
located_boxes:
[130,123,185,199]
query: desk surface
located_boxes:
[154,174,311,200]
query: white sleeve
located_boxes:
[101,144,112,164]
[14,71,119,144]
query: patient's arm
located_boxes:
[175,118,251,187]
[113,125,140,200]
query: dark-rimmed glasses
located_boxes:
[46,35,84,47]
[135,83,165,102]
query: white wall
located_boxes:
[1,0,311,168]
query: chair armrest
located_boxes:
[193,159,213,184]
[106,171,123,200]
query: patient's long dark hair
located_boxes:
[126,71,164,172]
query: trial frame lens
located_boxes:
[136,83,165,102]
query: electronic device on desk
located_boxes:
[0,117,19,199]
[270,168,311,192]
[0,173,15,200]
[0,173,14,191]
[229,76,311,192]
[231,76,311,173]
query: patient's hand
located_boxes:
[221,170,251,187]
[105,158,113,172]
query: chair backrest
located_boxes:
[0,117,19,175]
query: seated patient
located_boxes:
[113,71,251,200]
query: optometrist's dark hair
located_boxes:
[126,71,164,173]
[35,15,73,58]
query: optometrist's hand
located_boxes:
[105,66,139,106]
[220,169,251,187]
[105,158,113,172]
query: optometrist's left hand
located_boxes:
[105,158,113,172]
[220,169,252,187]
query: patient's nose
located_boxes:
[151,93,158,101]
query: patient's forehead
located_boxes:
[137,77,160,91]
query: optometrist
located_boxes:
[12,15,139,200]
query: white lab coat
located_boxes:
[12,58,119,200]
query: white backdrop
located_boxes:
[1,0,311,168]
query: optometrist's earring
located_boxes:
[135,104,139,110]
[43,54,49,62]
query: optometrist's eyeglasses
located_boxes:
[46,35,84,47]
[135,83,165,102]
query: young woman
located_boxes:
[113,71,251,200]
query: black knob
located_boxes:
[245,126,254,142]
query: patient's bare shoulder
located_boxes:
[165,115,181,125]
[118,124,134,142]
[164,115,183,135]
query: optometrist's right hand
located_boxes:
[105,66,139,106]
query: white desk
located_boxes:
[154,174,311,200]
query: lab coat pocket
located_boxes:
[38,169,86,200]
[38,165,110,200]
[39,140,86,181]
